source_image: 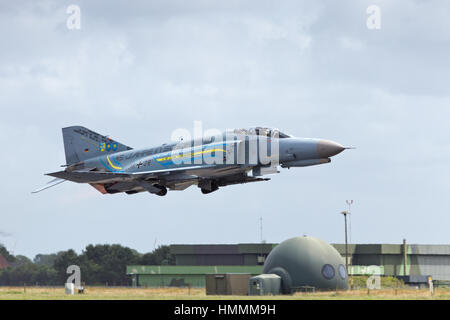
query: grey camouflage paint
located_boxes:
[37,126,347,196]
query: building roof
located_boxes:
[0,254,9,269]
[170,243,277,255]
[331,244,450,255]
[170,243,450,256]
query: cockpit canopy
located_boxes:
[230,127,292,138]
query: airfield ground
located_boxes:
[0,286,449,300]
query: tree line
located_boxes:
[0,243,175,286]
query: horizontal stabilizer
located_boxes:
[46,171,131,183]
[32,178,66,193]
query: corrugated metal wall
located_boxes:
[127,265,264,288]
[171,244,274,266]
[138,274,206,287]
[416,256,450,281]
[333,244,450,281]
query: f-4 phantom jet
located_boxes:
[33,126,350,196]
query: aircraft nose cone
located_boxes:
[317,140,345,158]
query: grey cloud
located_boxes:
[1,0,449,258]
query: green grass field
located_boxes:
[1,286,449,300]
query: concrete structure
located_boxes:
[126,265,262,287]
[205,273,251,295]
[262,237,348,292]
[249,274,282,296]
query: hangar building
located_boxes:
[334,243,450,282]
[127,242,450,287]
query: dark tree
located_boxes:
[81,244,141,285]
[140,245,175,265]
[34,253,58,267]
[0,244,16,263]
[0,243,175,286]
[53,249,80,284]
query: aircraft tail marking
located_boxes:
[62,126,132,165]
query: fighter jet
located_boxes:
[33,126,349,196]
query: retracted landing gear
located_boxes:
[138,181,168,196]
[199,179,219,194]
[201,187,218,194]
[155,185,167,196]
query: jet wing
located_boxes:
[46,165,219,184]
[46,170,132,183]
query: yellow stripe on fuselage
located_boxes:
[107,155,122,170]
[156,148,225,162]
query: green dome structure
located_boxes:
[262,236,348,293]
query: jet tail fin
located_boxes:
[32,178,66,193]
[62,126,132,165]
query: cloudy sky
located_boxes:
[1,0,449,259]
